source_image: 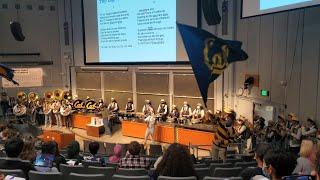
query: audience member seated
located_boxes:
[84,141,105,165]
[256,149,296,180]
[66,140,83,165]
[151,143,196,179]
[119,141,151,169]
[240,143,270,180]
[315,152,320,179]
[0,138,35,178]
[52,141,66,170]
[153,145,168,169]
[19,137,36,162]
[34,141,59,172]
[293,139,317,175]
[108,144,122,164]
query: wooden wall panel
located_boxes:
[270,13,288,104]
[136,73,169,94]
[299,7,320,121]
[104,72,132,91]
[77,89,102,100]
[76,72,101,89]
[259,15,273,102]
[285,11,304,115]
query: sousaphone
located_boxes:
[13,91,27,116]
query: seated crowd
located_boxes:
[1,125,320,180]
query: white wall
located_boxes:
[0,0,74,97]
[233,1,320,123]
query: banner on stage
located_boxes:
[2,68,43,88]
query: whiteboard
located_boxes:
[2,68,43,88]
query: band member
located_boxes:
[288,115,302,155]
[124,98,135,119]
[224,108,236,127]
[167,105,179,123]
[13,102,27,123]
[144,112,156,145]
[156,99,168,122]
[264,120,280,143]
[212,116,232,161]
[52,100,62,127]
[253,116,265,146]
[0,92,9,120]
[60,100,72,128]
[107,98,119,114]
[101,104,112,135]
[301,117,317,140]
[35,99,45,126]
[191,103,205,124]
[43,101,52,127]
[142,100,154,118]
[179,101,192,124]
[97,99,104,111]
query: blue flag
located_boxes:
[177,23,248,107]
[0,64,19,85]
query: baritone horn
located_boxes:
[53,89,63,100]
[17,91,27,103]
[28,92,39,102]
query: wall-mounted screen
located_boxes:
[242,0,320,18]
[82,0,197,64]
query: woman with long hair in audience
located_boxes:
[19,138,36,162]
[151,143,196,179]
[108,144,122,163]
[66,140,83,165]
[293,139,317,175]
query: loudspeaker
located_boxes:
[202,0,221,26]
[10,21,25,41]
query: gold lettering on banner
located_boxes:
[86,101,97,110]
[73,100,85,109]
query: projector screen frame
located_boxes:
[240,0,320,19]
[81,0,202,65]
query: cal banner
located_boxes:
[73,99,85,111]
[86,100,97,112]
[2,68,43,88]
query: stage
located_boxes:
[39,113,215,157]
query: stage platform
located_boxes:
[72,113,216,151]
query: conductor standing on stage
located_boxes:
[144,111,156,146]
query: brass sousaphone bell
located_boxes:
[53,89,63,100]
[62,90,72,101]
[17,91,27,103]
[28,92,39,102]
[44,91,54,102]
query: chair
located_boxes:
[234,162,257,169]
[87,166,116,177]
[69,173,105,180]
[213,167,243,178]
[106,162,119,168]
[60,164,86,178]
[209,163,233,176]
[149,144,162,157]
[195,167,210,180]
[204,177,243,180]
[194,163,208,168]
[225,158,243,164]
[116,168,148,176]
[112,174,150,180]
[82,160,103,167]
[29,170,62,180]
[158,176,197,180]
[0,169,25,178]
[202,159,223,166]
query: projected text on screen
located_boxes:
[260,0,312,10]
[97,0,176,63]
